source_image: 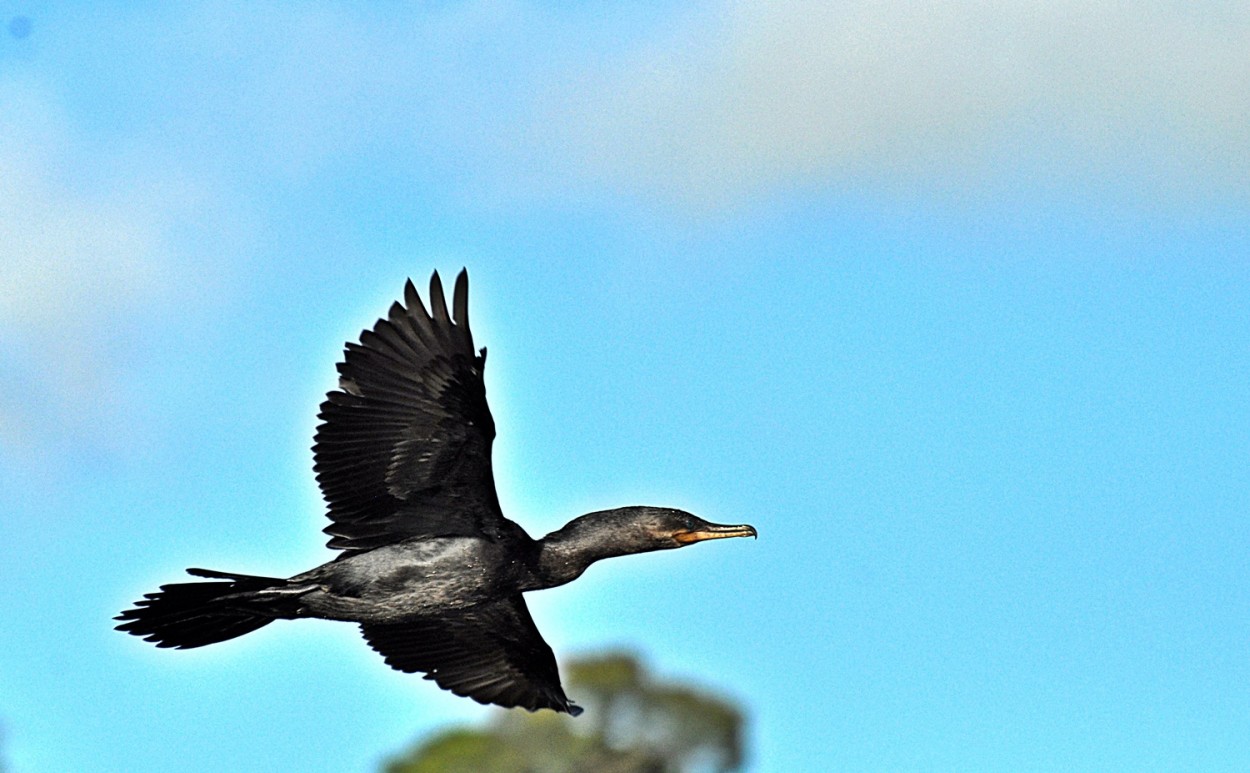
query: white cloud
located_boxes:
[537,0,1250,207]
[5,0,1243,461]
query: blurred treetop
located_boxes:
[383,652,747,773]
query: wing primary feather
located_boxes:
[429,271,450,324]
[402,279,426,318]
[388,305,432,357]
[373,317,426,362]
[453,269,470,331]
[404,276,442,346]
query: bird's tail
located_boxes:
[115,568,305,649]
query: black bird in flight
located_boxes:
[116,270,756,715]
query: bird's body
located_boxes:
[291,536,523,621]
[117,270,755,715]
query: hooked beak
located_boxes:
[673,522,758,545]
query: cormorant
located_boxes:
[116,270,756,715]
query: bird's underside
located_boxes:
[116,269,755,716]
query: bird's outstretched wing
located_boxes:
[360,596,582,715]
[314,269,514,553]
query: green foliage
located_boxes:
[383,652,746,773]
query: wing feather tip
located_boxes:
[429,271,450,322]
[452,269,470,330]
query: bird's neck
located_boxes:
[530,519,627,589]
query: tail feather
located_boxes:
[115,568,295,649]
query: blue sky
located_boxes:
[2,2,1249,771]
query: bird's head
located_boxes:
[535,506,757,588]
[635,506,758,550]
[555,506,757,555]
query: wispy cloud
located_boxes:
[0,2,521,461]
[538,1,1250,207]
[5,0,1242,460]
